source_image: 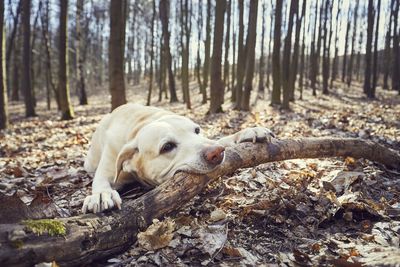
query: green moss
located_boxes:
[23,219,66,236]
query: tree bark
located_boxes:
[266,2,274,91]
[76,0,88,105]
[40,0,59,110]
[347,0,359,87]
[289,0,306,101]
[208,0,225,114]
[109,0,127,110]
[58,0,74,120]
[331,0,342,88]
[282,0,298,109]
[21,0,36,117]
[392,0,400,92]
[0,0,8,130]
[234,0,245,107]
[271,0,283,105]
[241,0,258,111]
[258,2,266,93]
[180,0,191,109]
[364,0,375,97]
[383,0,394,90]
[0,137,399,267]
[223,0,231,91]
[147,0,156,106]
[342,7,351,83]
[159,0,178,103]
[372,0,381,94]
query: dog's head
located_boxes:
[114,115,225,186]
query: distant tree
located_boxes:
[58,0,74,120]
[209,0,225,113]
[180,0,191,109]
[200,0,211,104]
[271,0,283,105]
[0,0,8,130]
[234,0,245,107]
[299,15,306,100]
[5,0,22,76]
[11,22,21,102]
[372,0,381,93]
[266,2,274,90]
[76,0,88,105]
[40,0,59,110]
[241,0,258,111]
[223,0,231,90]
[383,0,394,90]
[147,0,156,106]
[21,0,36,117]
[364,0,375,97]
[109,0,127,110]
[195,0,203,92]
[258,2,266,92]
[230,5,236,98]
[392,0,400,93]
[331,0,342,87]
[159,0,178,102]
[347,0,360,87]
[342,6,351,82]
[289,0,306,101]
[309,0,321,96]
[322,0,333,95]
[282,0,298,109]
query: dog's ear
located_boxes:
[114,140,138,183]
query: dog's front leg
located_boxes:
[82,145,122,213]
[217,126,275,147]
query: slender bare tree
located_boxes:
[0,0,8,129]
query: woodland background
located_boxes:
[0,0,400,266]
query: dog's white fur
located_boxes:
[82,103,274,213]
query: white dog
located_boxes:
[82,104,274,213]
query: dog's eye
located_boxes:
[160,142,177,154]
[195,127,200,134]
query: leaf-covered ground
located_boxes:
[1,82,399,266]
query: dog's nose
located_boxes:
[202,145,225,166]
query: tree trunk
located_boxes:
[271,0,283,105]
[372,0,381,93]
[76,0,88,105]
[5,0,22,78]
[230,8,236,101]
[392,0,400,92]
[241,0,258,111]
[180,0,191,109]
[199,0,211,104]
[11,24,21,102]
[208,0,225,114]
[383,0,394,90]
[58,0,74,120]
[347,0,359,87]
[159,0,178,103]
[40,0,59,110]
[364,0,375,98]
[195,0,203,92]
[147,0,156,106]
[21,0,36,117]
[309,0,320,96]
[0,0,8,130]
[234,0,245,107]
[289,0,306,101]
[299,19,306,100]
[223,0,231,91]
[282,0,298,109]
[109,0,127,110]
[0,138,399,266]
[342,7,351,83]
[266,2,274,91]
[258,2,266,92]
[331,0,342,88]
[322,0,333,95]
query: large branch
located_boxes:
[0,138,399,266]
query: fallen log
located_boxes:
[0,137,399,266]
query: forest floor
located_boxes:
[1,81,400,266]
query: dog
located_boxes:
[82,103,274,213]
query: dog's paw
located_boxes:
[236,127,275,144]
[82,189,122,214]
